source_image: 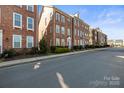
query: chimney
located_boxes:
[74,12,80,18]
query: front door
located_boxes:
[0,30,2,53]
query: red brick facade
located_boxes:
[41,6,73,48]
[72,15,90,46]
[92,28,107,46]
[0,5,38,53]
[39,6,90,49]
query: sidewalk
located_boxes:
[0,48,108,68]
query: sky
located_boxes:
[39,5,124,40]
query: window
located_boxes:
[61,15,65,23]
[82,32,84,38]
[27,17,34,30]
[74,39,76,45]
[13,12,22,28]
[80,40,83,45]
[56,13,60,21]
[56,25,60,33]
[78,40,80,45]
[80,31,82,37]
[27,5,34,12]
[61,39,65,46]
[26,36,34,48]
[13,35,22,48]
[56,38,60,46]
[78,30,80,36]
[67,28,70,36]
[61,26,65,34]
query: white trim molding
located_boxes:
[26,36,34,48]
[13,34,22,48]
[27,5,34,12]
[27,17,34,31]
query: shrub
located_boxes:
[56,46,68,48]
[85,45,95,49]
[105,45,110,47]
[30,47,39,54]
[94,45,100,48]
[73,46,84,50]
[73,46,79,50]
[18,48,29,55]
[85,45,94,49]
[50,46,56,53]
[39,37,48,54]
[55,48,70,53]
[2,49,17,58]
[91,45,95,48]
[79,45,83,50]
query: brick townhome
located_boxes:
[72,14,90,47]
[39,6,73,48]
[39,6,90,49]
[0,5,38,53]
[0,5,108,54]
[91,28,107,46]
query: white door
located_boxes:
[0,30,2,54]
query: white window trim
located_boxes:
[13,35,22,48]
[13,12,22,29]
[56,38,60,46]
[61,27,65,34]
[26,36,34,48]
[56,13,60,21]
[27,17,34,31]
[61,15,65,23]
[61,39,65,46]
[56,25,60,33]
[27,5,34,12]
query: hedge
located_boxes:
[55,48,70,53]
[2,49,17,58]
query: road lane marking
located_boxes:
[116,56,124,59]
[37,62,41,65]
[33,62,41,70]
[115,56,124,62]
[56,72,69,88]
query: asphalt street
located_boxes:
[0,48,124,88]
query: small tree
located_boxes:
[39,37,48,54]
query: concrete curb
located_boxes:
[0,48,108,68]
